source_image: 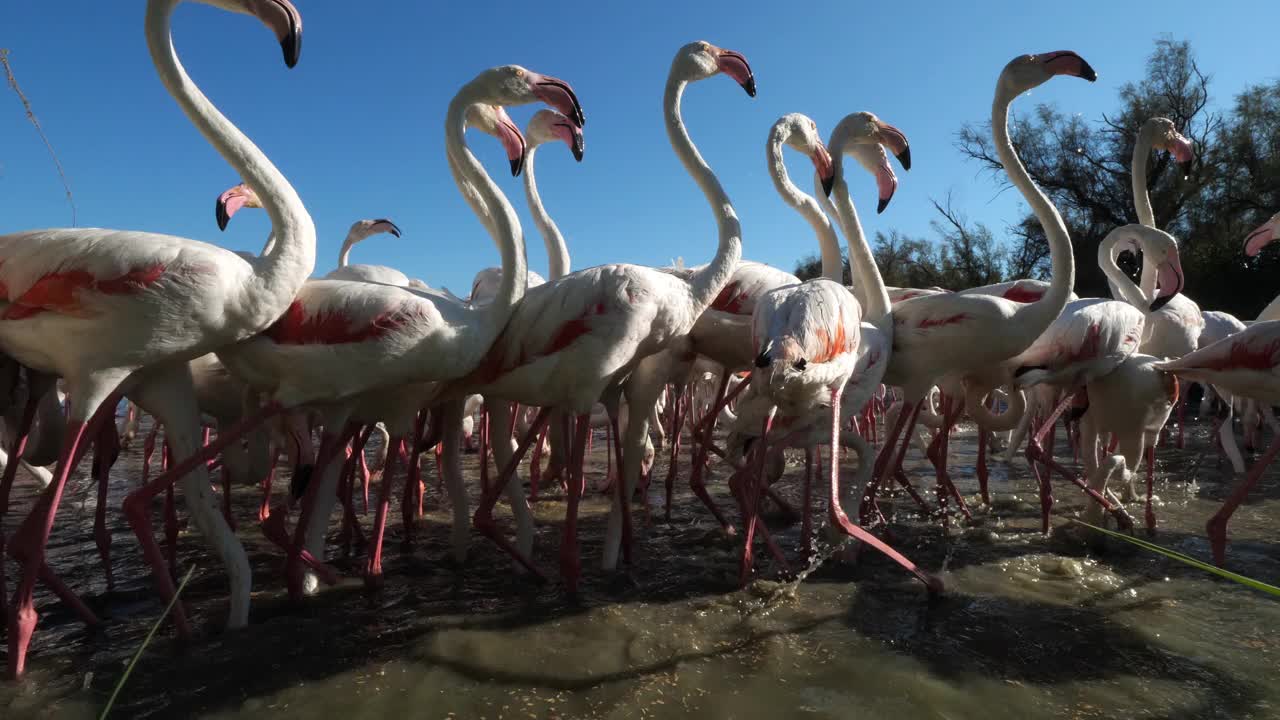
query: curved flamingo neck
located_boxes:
[664,72,742,312]
[824,127,890,324]
[1098,230,1151,307]
[766,128,840,283]
[523,144,571,280]
[446,87,526,321]
[146,0,314,310]
[1132,123,1157,229]
[337,232,359,268]
[993,82,1073,328]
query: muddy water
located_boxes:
[1,413,1277,719]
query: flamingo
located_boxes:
[1109,117,1204,446]
[853,52,1101,526]
[122,64,583,612]
[1155,214,1280,564]
[0,0,311,679]
[467,108,584,563]
[467,40,754,591]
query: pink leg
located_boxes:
[0,376,51,615]
[1025,391,1077,533]
[607,410,632,565]
[472,407,552,577]
[258,446,277,524]
[365,435,404,588]
[560,413,591,593]
[825,388,943,594]
[282,425,358,601]
[801,446,814,557]
[735,414,772,585]
[92,422,119,591]
[663,388,686,520]
[688,372,749,533]
[860,399,918,525]
[529,424,547,501]
[122,403,284,641]
[8,392,117,680]
[1207,431,1280,565]
[162,445,179,578]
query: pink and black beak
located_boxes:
[812,142,835,197]
[371,219,401,238]
[1169,132,1195,180]
[878,122,912,171]
[493,109,528,176]
[1244,216,1280,257]
[215,184,252,231]
[716,48,756,97]
[264,0,303,69]
[1150,256,1185,312]
[1041,50,1097,82]
[875,154,898,214]
[552,121,585,162]
[530,73,585,128]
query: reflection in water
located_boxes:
[1,416,1276,719]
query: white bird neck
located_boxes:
[446,85,527,321]
[1132,123,1158,229]
[766,126,841,285]
[664,71,742,313]
[992,81,1074,326]
[523,144,571,281]
[146,0,315,313]
[824,125,890,324]
[1097,228,1153,308]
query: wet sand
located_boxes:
[0,411,1277,719]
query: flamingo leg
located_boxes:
[471,406,552,577]
[92,421,119,591]
[689,371,749,534]
[8,386,118,680]
[801,446,814,558]
[365,435,404,588]
[1144,444,1157,535]
[663,386,687,521]
[122,402,283,642]
[824,387,943,594]
[560,412,591,593]
[282,424,358,601]
[1207,431,1280,566]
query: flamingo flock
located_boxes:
[1,0,1277,682]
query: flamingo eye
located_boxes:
[793,359,807,371]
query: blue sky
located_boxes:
[3,1,1277,294]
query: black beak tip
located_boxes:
[572,141,584,163]
[1079,60,1098,83]
[877,197,890,214]
[897,148,912,172]
[280,31,301,69]
[510,156,524,177]
[1150,295,1172,312]
[821,174,835,197]
[388,225,402,238]
[754,351,771,369]
[216,201,230,232]
[742,77,757,98]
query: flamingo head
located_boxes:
[830,112,910,212]
[676,41,756,97]
[1244,212,1280,257]
[474,65,584,128]
[1139,227,1186,312]
[1000,50,1097,95]
[215,182,262,231]
[466,104,528,176]
[201,0,302,68]
[777,114,834,196]
[1146,117,1194,179]
[527,109,585,162]
[348,218,402,243]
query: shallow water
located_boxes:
[1,410,1277,719]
